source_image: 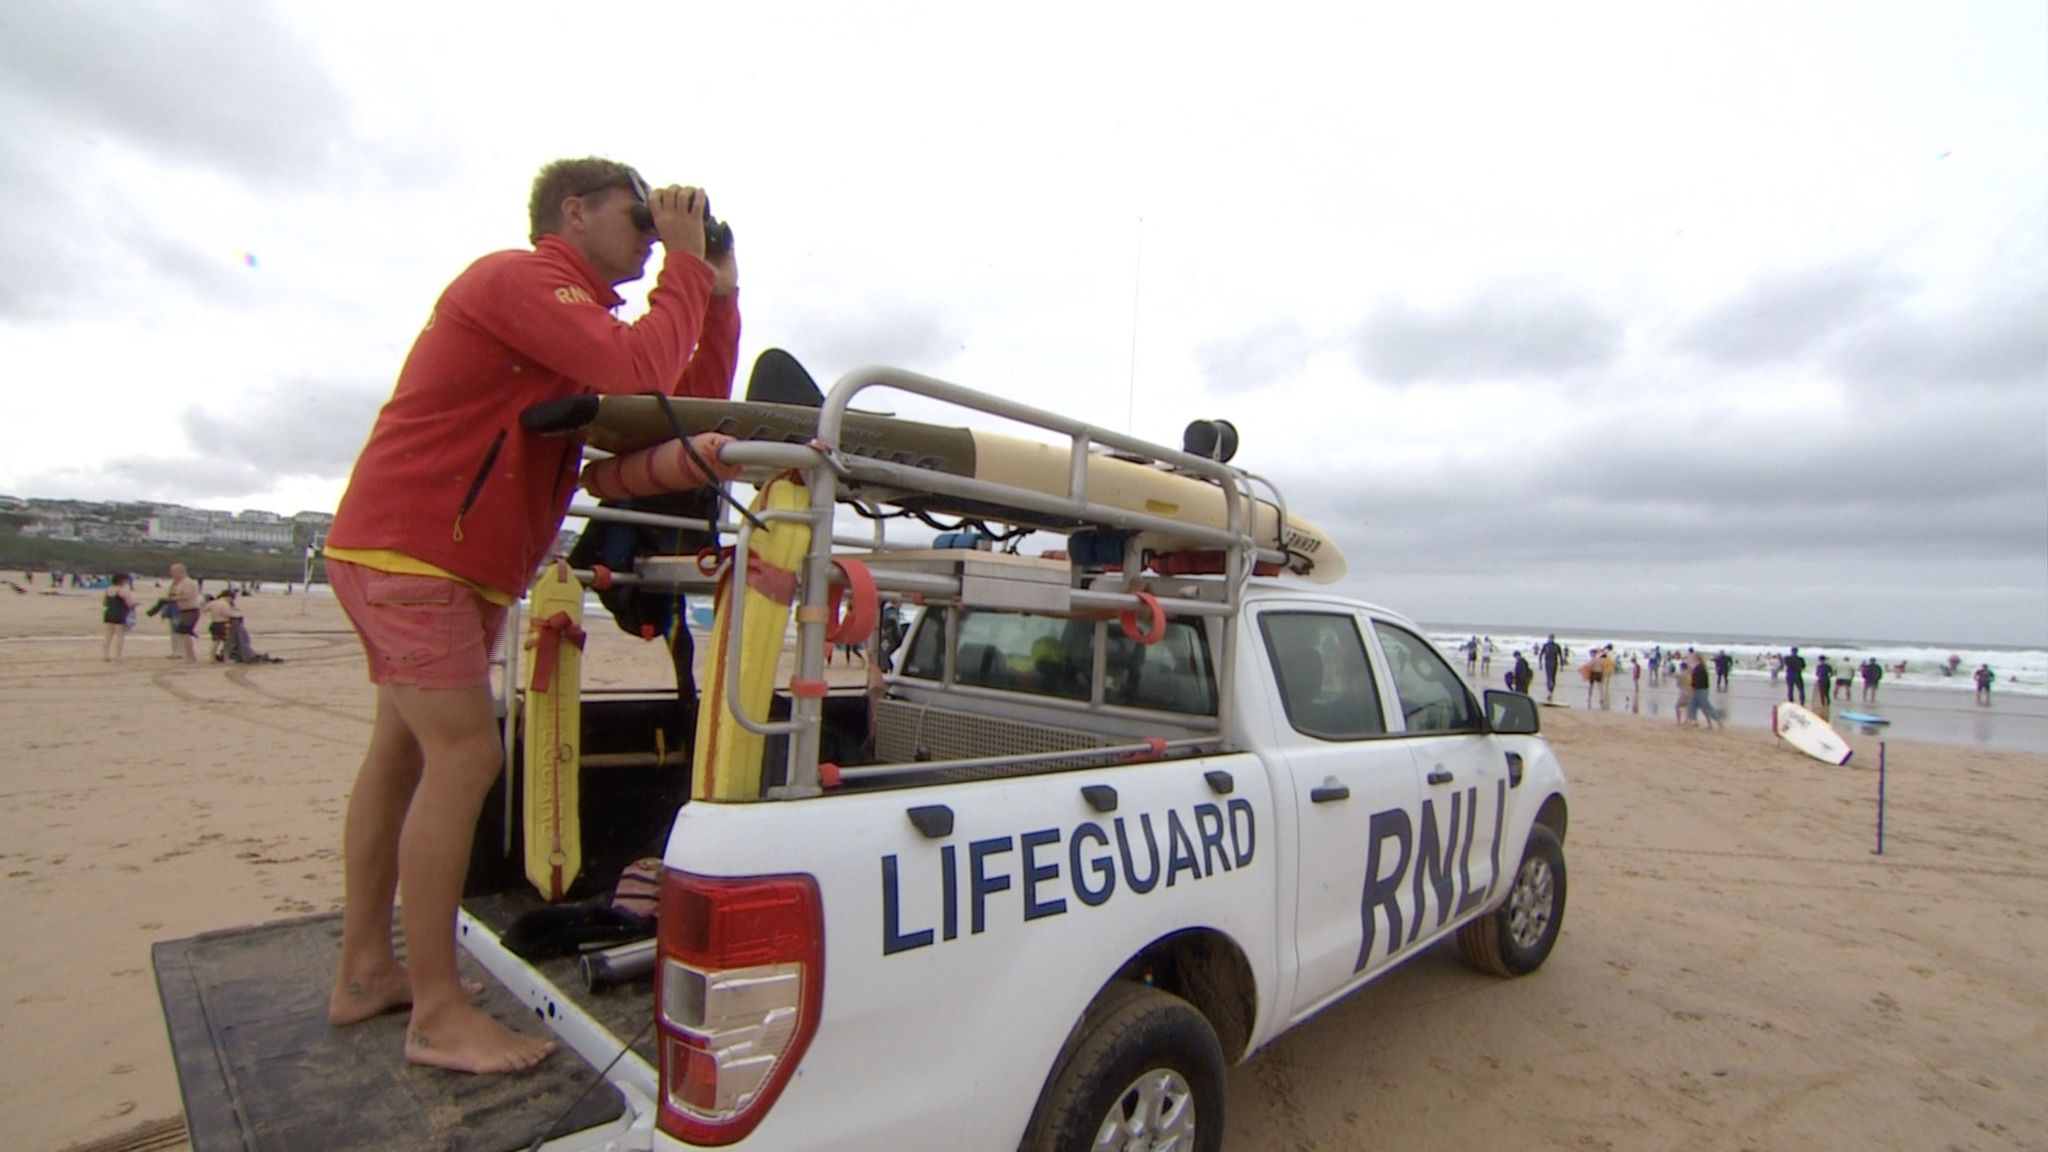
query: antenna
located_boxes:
[1125,216,1143,434]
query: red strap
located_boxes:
[1119,592,1167,646]
[525,611,587,693]
[745,554,798,605]
[824,558,879,646]
[789,677,829,698]
[695,545,798,605]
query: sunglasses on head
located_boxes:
[574,170,656,231]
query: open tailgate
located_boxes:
[152,913,629,1152]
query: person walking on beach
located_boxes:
[321,157,741,1075]
[100,573,136,660]
[1511,651,1533,694]
[166,563,202,663]
[1782,647,1807,705]
[1674,651,1695,725]
[1540,634,1563,698]
[1713,650,1733,692]
[1861,658,1883,702]
[1975,664,1995,704]
[1689,653,1723,729]
[1813,655,1834,717]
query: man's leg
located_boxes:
[386,682,555,1074]
[330,690,425,1024]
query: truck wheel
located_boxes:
[1458,823,1566,977]
[1019,982,1225,1152]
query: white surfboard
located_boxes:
[1774,701,1853,766]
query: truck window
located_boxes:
[1373,622,1480,733]
[1259,612,1385,739]
[897,607,1216,715]
[1105,617,1216,716]
[901,608,1093,701]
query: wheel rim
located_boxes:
[1090,1068,1198,1152]
[1506,855,1555,950]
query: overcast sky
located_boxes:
[1,1,2042,645]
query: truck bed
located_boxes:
[153,913,629,1152]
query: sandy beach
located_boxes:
[2,585,2043,1152]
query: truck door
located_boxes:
[1370,620,1511,949]
[1255,609,1423,1020]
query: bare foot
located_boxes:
[331,965,485,1025]
[406,1003,556,1074]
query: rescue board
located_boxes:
[522,562,586,899]
[524,394,1347,583]
[693,476,812,801]
[1773,701,1852,766]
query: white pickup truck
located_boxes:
[155,369,1569,1152]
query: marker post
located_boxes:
[1873,742,1886,855]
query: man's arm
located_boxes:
[677,295,741,400]
[462,252,717,396]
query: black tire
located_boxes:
[1019,982,1226,1152]
[1458,822,1567,977]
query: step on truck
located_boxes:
[154,366,1570,1152]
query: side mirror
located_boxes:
[1485,689,1539,735]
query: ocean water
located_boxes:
[1425,624,2047,699]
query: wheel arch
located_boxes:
[1104,927,1258,1062]
[1535,791,1568,842]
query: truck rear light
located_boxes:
[655,871,824,1146]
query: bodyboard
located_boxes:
[693,477,813,800]
[529,395,1346,583]
[1773,701,1852,766]
[523,563,585,899]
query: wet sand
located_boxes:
[1541,668,2048,756]
[1,587,2042,1151]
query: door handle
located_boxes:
[1310,783,1350,803]
[1426,769,1454,786]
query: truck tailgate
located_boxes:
[152,913,627,1152]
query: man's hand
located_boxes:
[707,243,739,296]
[649,185,709,261]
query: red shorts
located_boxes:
[329,560,506,690]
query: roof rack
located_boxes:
[552,366,1292,797]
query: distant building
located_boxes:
[146,512,294,550]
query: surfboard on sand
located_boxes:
[1774,701,1853,766]
[523,392,1347,584]
[522,562,586,900]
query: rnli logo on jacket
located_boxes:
[880,800,1255,955]
[554,285,596,306]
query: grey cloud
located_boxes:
[1830,295,2048,392]
[122,227,270,305]
[0,0,354,184]
[1543,392,2048,511]
[1354,292,1622,385]
[177,383,384,478]
[775,304,964,388]
[1675,260,1903,368]
[1198,323,1310,395]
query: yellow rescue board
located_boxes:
[966,434,1347,584]
[522,562,585,900]
[693,477,813,800]
[542,396,1348,584]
